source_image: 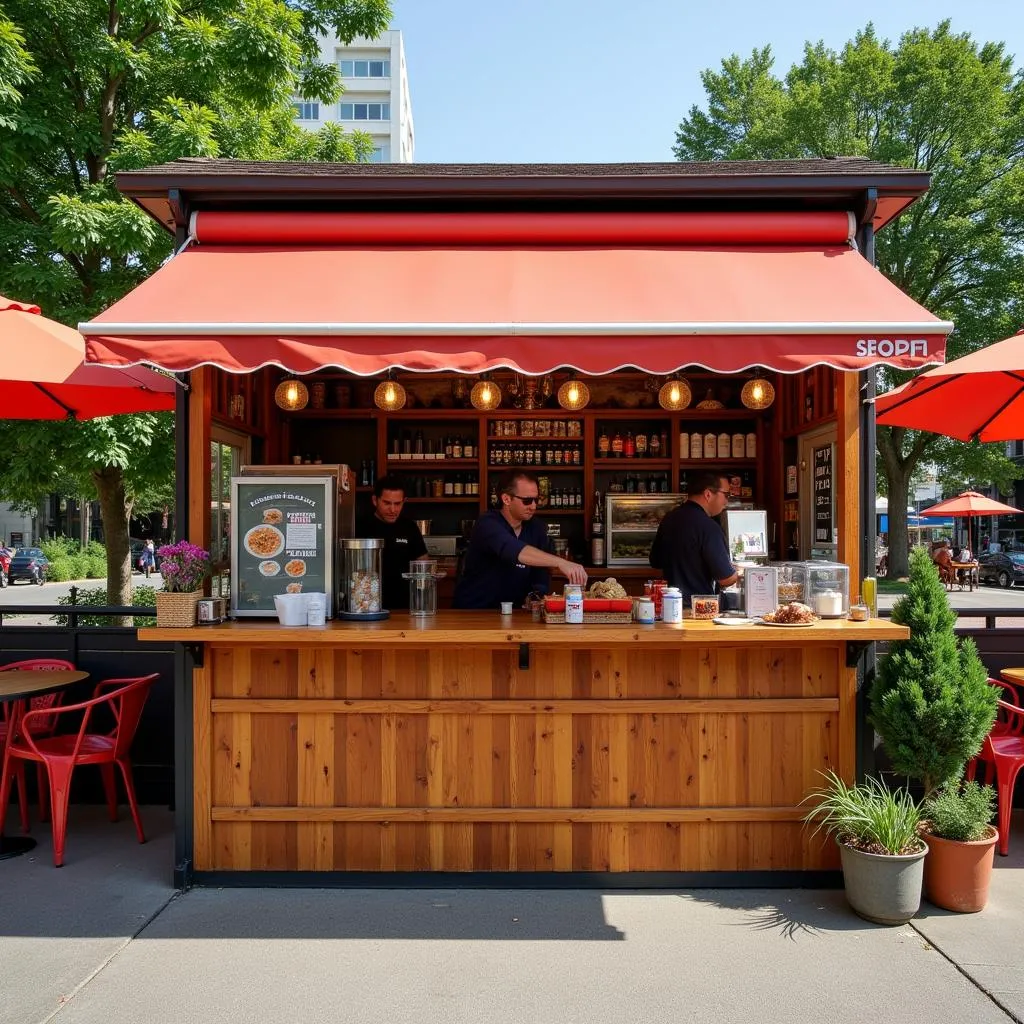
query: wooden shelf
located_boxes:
[594,459,673,469]
[486,464,583,472]
[403,497,479,504]
[539,508,585,515]
[386,459,480,469]
[678,459,757,468]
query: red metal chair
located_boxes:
[0,659,75,830]
[965,680,1024,856]
[0,673,158,866]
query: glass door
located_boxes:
[210,429,250,598]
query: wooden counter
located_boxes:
[143,612,905,877]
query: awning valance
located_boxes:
[81,212,952,376]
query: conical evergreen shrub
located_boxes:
[869,546,998,799]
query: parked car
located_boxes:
[977,551,1024,589]
[7,547,49,585]
[0,548,11,587]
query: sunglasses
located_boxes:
[509,494,538,505]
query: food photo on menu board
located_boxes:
[230,477,335,616]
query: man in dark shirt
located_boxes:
[649,468,738,607]
[454,470,588,609]
[357,475,428,610]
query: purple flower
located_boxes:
[157,541,211,593]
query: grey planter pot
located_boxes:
[839,840,928,925]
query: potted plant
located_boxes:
[803,770,926,925]
[155,541,211,627]
[920,780,998,913]
[869,545,1000,912]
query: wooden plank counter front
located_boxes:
[141,613,907,877]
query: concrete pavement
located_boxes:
[2,805,1022,1024]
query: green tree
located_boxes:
[0,0,391,606]
[869,547,997,798]
[674,22,1024,576]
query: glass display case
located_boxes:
[605,493,682,566]
[770,560,850,616]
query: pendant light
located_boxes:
[657,376,691,411]
[741,376,776,410]
[696,387,724,410]
[470,375,502,411]
[373,373,407,411]
[557,375,591,411]
[274,378,309,411]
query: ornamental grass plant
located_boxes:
[802,770,923,856]
[869,546,998,799]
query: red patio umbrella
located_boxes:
[1,294,86,383]
[918,491,1023,557]
[875,329,1024,442]
[1,362,177,420]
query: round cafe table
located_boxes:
[1001,668,1024,687]
[0,670,89,860]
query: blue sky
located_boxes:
[387,0,1023,163]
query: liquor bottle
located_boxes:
[452,435,463,459]
[660,430,668,456]
[489,482,499,508]
[680,470,689,501]
[612,430,624,457]
[453,473,464,497]
[444,476,454,497]
[637,476,648,494]
[464,436,474,459]
[368,458,376,482]
[598,428,610,458]
[624,431,636,458]
[591,492,605,567]
[391,436,400,456]
[625,473,636,494]
[359,459,369,487]
[572,447,581,465]
[414,429,424,455]
[649,431,661,457]
[444,435,453,459]
[402,431,412,456]
[635,432,648,457]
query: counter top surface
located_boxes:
[139,610,907,644]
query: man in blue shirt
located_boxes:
[454,470,588,609]
[649,468,738,608]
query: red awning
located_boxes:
[81,212,951,375]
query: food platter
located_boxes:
[712,616,753,626]
[754,619,815,628]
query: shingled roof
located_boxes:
[117,157,929,233]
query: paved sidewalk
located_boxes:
[2,805,1022,1024]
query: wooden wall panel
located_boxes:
[194,641,848,873]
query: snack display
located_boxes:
[262,508,283,525]
[284,558,306,577]
[587,578,628,600]
[244,524,285,558]
[761,602,816,625]
[777,581,803,602]
[348,571,381,613]
[691,594,720,619]
[259,560,281,577]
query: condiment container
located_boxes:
[662,587,683,623]
[679,432,689,459]
[849,600,869,622]
[717,432,731,459]
[745,432,757,458]
[814,590,844,618]
[690,434,703,460]
[731,433,745,459]
[635,597,656,624]
[703,432,717,459]
[564,584,584,624]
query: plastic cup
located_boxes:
[500,601,513,615]
[861,576,877,619]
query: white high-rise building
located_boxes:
[293,29,414,163]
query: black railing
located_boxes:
[0,584,156,629]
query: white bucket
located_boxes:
[274,593,310,627]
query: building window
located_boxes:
[339,102,390,121]
[293,102,319,120]
[370,145,390,163]
[339,59,390,78]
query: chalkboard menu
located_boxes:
[813,444,835,545]
[230,476,335,617]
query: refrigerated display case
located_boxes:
[605,493,682,566]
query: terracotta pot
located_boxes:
[923,826,999,913]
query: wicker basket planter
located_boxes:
[155,590,202,628]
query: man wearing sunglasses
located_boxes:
[649,468,738,609]
[454,470,588,609]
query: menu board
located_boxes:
[813,444,835,545]
[230,476,335,617]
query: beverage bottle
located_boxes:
[452,435,463,459]
[861,576,877,619]
[591,491,605,566]
[414,429,424,455]
[444,477,454,497]
[660,431,668,456]
[402,431,412,456]
[649,432,661,457]
[636,432,648,457]
[453,473,464,497]
[598,428,610,458]
[444,435,453,459]
[680,470,689,501]
[624,431,636,458]
[489,483,499,508]
[464,435,474,459]
[625,473,636,494]
[612,431,624,457]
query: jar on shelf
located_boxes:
[745,432,757,458]
[731,433,745,459]
[717,432,731,459]
[690,434,702,460]
[703,432,717,459]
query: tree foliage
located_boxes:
[0,0,391,605]
[674,22,1024,575]
[869,547,997,799]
